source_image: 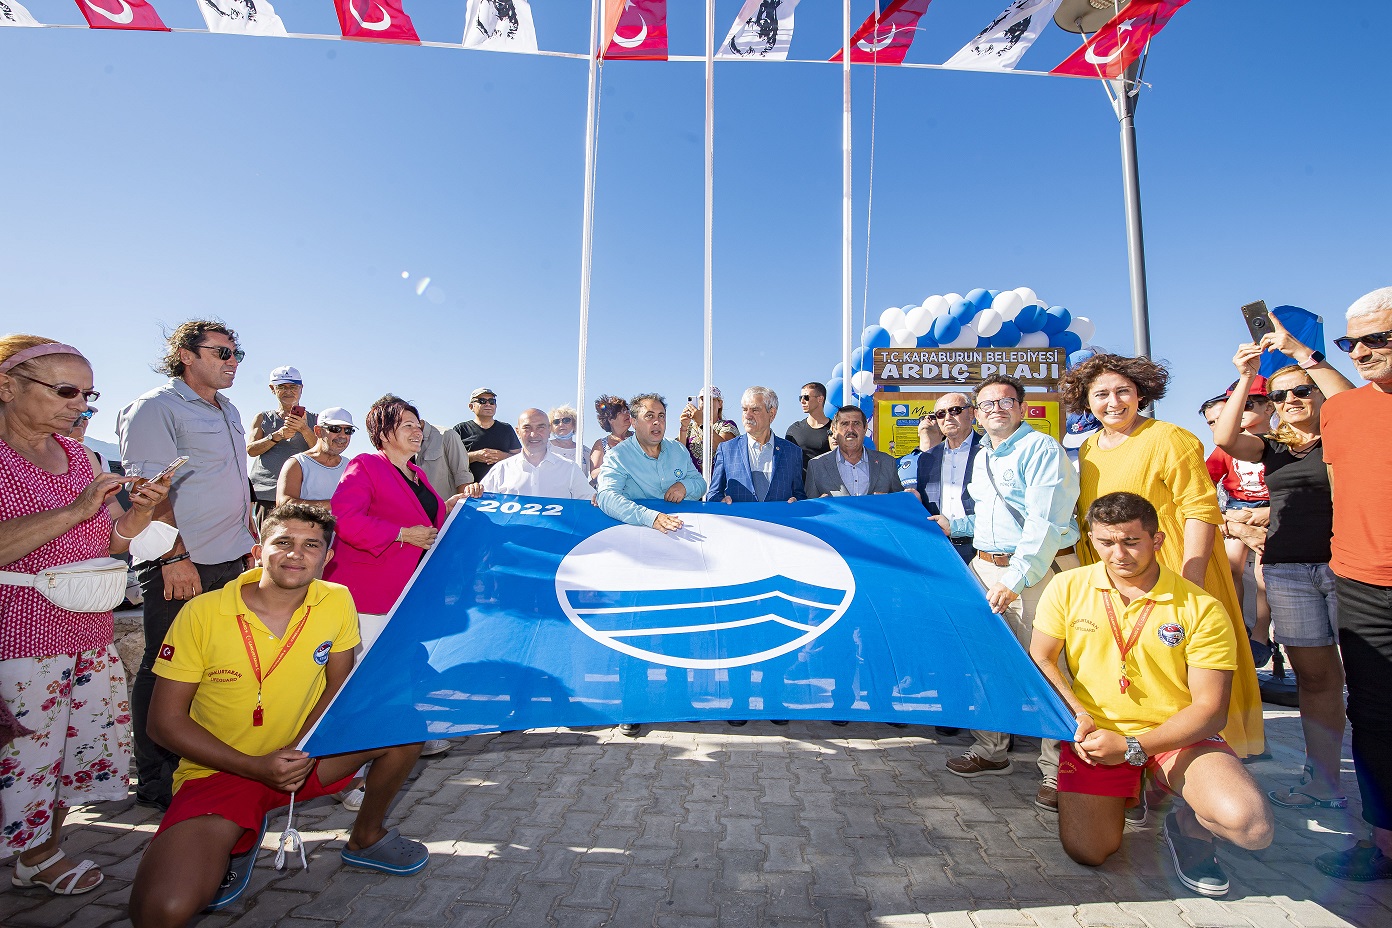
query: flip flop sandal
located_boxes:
[340,828,428,876]
[206,814,269,912]
[11,849,103,895]
[1268,787,1349,810]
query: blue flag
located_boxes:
[302,494,1074,756]
[1260,305,1325,377]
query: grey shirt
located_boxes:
[117,379,255,565]
[415,421,474,497]
[249,409,316,502]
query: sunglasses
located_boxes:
[552,416,574,425]
[1268,384,1318,404]
[474,397,497,405]
[932,405,969,419]
[322,424,356,435]
[1334,330,1392,353]
[194,344,246,363]
[1237,397,1268,411]
[12,373,100,403]
[974,397,1019,413]
[800,394,821,402]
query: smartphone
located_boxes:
[1241,300,1272,342]
[131,455,190,494]
[291,404,306,419]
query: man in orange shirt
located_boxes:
[1318,286,1392,882]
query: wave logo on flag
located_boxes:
[463,0,537,52]
[334,0,418,43]
[556,513,854,669]
[1050,0,1190,79]
[75,0,169,31]
[602,0,667,61]
[198,0,287,36]
[830,0,932,65]
[0,1,41,26]
[718,0,799,61]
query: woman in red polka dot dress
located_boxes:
[0,335,169,895]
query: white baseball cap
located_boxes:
[269,365,303,385]
[319,406,354,427]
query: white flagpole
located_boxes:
[841,0,853,407]
[574,0,602,470]
[702,0,715,486]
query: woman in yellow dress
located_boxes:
[1058,353,1264,757]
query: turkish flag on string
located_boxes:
[334,0,420,44]
[1050,0,1190,79]
[73,0,169,31]
[602,0,667,61]
[829,0,933,65]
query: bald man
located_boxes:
[474,408,593,499]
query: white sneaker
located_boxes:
[341,786,365,812]
[421,739,451,757]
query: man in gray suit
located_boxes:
[805,406,903,498]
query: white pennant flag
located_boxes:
[0,1,41,27]
[717,0,799,60]
[197,0,288,36]
[943,0,1061,71]
[463,0,538,53]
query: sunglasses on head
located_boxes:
[11,373,100,403]
[932,405,968,419]
[322,424,356,435]
[1334,330,1392,353]
[193,344,246,362]
[1268,384,1317,404]
[552,416,574,425]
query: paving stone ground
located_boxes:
[2,707,1387,928]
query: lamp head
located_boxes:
[1054,0,1133,34]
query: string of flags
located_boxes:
[1,0,1191,80]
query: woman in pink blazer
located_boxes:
[325,395,461,618]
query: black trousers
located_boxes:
[131,557,245,803]
[1335,574,1392,830]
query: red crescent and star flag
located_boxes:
[602,0,667,61]
[1050,0,1190,79]
[829,0,932,65]
[334,0,419,44]
[73,0,169,31]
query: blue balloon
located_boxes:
[1050,330,1083,355]
[931,315,962,344]
[946,299,973,323]
[831,362,845,380]
[990,321,1021,348]
[965,288,992,312]
[826,377,845,410]
[1068,348,1098,369]
[1015,303,1047,333]
[915,332,940,349]
[977,336,992,348]
[1042,305,1072,335]
[852,346,875,373]
[857,393,875,416]
[987,289,1002,301]
[862,324,892,350]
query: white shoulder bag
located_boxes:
[0,557,129,613]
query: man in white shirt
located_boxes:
[477,409,593,499]
[914,392,982,564]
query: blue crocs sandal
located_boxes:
[206,814,268,912]
[340,828,428,876]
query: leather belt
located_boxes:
[977,544,1076,568]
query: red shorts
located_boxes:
[1057,736,1235,807]
[154,764,354,855]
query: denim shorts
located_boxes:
[1263,562,1338,648]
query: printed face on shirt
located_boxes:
[1087,519,1165,582]
[517,408,551,451]
[253,518,334,590]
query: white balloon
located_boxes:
[1018,330,1050,348]
[1068,315,1096,343]
[1013,287,1038,306]
[890,327,916,348]
[904,305,934,337]
[921,295,950,319]
[991,291,1025,321]
[879,307,907,331]
[942,293,963,308]
[975,308,1004,338]
[948,322,979,349]
[851,369,876,395]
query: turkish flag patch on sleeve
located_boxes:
[157,643,175,662]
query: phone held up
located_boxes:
[130,455,190,495]
[290,404,306,419]
[1241,300,1273,343]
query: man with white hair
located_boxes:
[706,387,806,503]
[915,392,983,564]
[1316,286,1392,882]
[476,408,592,499]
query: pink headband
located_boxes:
[0,343,87,375]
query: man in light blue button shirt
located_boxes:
[597,393,708,531]
[930,375,1080,813]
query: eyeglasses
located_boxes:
[473,397,497,405]
[932,406,969,419]
[1334,330,1392,353]
[11,373,100,403]
[322,424,356,435]
[552,416,574,425]
[1268,384,1318,404]
[193,344,246,363]
[974,397,1019,413]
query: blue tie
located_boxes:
[751,469,770,502]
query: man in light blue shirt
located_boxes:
[930,375,1080,813]
[597,392,707,531]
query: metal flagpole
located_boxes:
[574,0,602,468]
[701,0,716,487]
[841,0,853,403]
[1111,60,1151,359]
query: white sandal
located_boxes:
[12,849,104,895]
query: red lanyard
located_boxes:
[236,607,311,727]
[1100,592,1155,695]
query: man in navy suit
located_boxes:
[915,392,983,564]
[706,386,807,504]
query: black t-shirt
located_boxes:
[1260,437,1331,565]
[785,418,832,472]
[453,419,522,483]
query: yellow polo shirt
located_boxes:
[1033,562,1237,737]
[154,568,360,792]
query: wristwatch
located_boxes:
[1124,736,1147,767]
[1298,350,1325,370]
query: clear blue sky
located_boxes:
[2,1,1388,455]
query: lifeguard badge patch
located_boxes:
[1157,623,1186,648]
